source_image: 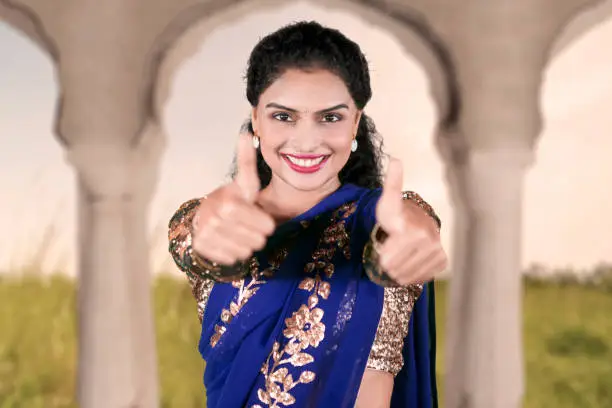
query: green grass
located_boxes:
[0,275,610,407]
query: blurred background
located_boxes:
[1,1,611,407]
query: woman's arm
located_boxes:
[168,198,203,278]
[167,198,213,322]
[355,370,394,408]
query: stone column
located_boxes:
[462,149,533,408]
[441,124,538,408]
[435,131,473,408]
[67,133,163,408]
[124,123,165,408]
[434,1,569,405]
[67,144,139,408]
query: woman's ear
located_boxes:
[251,107,259,135]
[353,111,363,136]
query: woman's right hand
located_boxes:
[191,133,276,265]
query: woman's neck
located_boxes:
[257,176,341,224]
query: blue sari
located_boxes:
[196,183,437,408]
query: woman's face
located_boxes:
[252,68,362,193]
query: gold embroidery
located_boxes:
[255,203,355,407]
[402,190,441,231]
[211,249,288,347]
[188,274,215,324]
[366,284,423,375]
[167,198,202,278]
[167,198,216,321]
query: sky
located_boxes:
[0,3,611,275]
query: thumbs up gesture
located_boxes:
[374,158,447,285]
[191,132,276,265]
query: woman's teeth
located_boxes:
[286,156,325,167]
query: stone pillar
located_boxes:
[67,144,139,408]
[124,123,165,408]
[462,149,533,408]
[47,2,171,402]
[435,131,473,408]
[442,129,538,408]
[440,95,540,408]
[435,1,561,405]
[67,134,162,408]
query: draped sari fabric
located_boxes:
[198,183,437,408]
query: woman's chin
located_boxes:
[289,174,342,193]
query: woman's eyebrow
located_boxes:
[265,102,349,114]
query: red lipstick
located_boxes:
[282,154,329,174]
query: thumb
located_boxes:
[234,132,261,202]
[376,157,404,233]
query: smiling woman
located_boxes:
[250,68,366,201]
[257,79,357,183]
[235,31,386,202]
[168,21,446,408]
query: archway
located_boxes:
[150,0,457,272]
[519,16,612,406]
[548,0,612,59]
[0,18,78,406]
[0,22,70,276]
[526,15,612,270]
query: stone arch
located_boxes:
[0,0,59,60]
[0,0,72,148]
[145,0,460,136]
[0,21,71,275]
[144,1,460,270]
[548,0,612,60]
[525,14,612,269]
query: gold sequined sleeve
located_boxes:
[167,198,214,323]
[366,284,423,376]
[401,191,441,230]
[363,190,441,287]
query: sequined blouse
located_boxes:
[168,191,439,377]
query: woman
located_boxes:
[168,21,447,408]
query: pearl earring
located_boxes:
[252,135,260,149]
[351,139,358,152]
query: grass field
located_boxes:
[0,275,611,407]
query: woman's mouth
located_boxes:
[282,154,330,174]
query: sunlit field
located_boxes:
[1,270,611,408]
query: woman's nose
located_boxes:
[291,120,322,151]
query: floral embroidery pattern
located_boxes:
[211,248,288,347]
[254,203,356,407]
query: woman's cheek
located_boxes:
[325,127,353,150]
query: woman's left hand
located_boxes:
[375,158,448,285]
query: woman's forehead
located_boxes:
[259,69,354,110]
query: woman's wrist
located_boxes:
[362,223,401,287]
[188,246,251,283]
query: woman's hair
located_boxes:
[230,20,385,189]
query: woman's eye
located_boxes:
[273,112,293,122]
[322,113,341,123]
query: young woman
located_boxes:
[168,21,447,408]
